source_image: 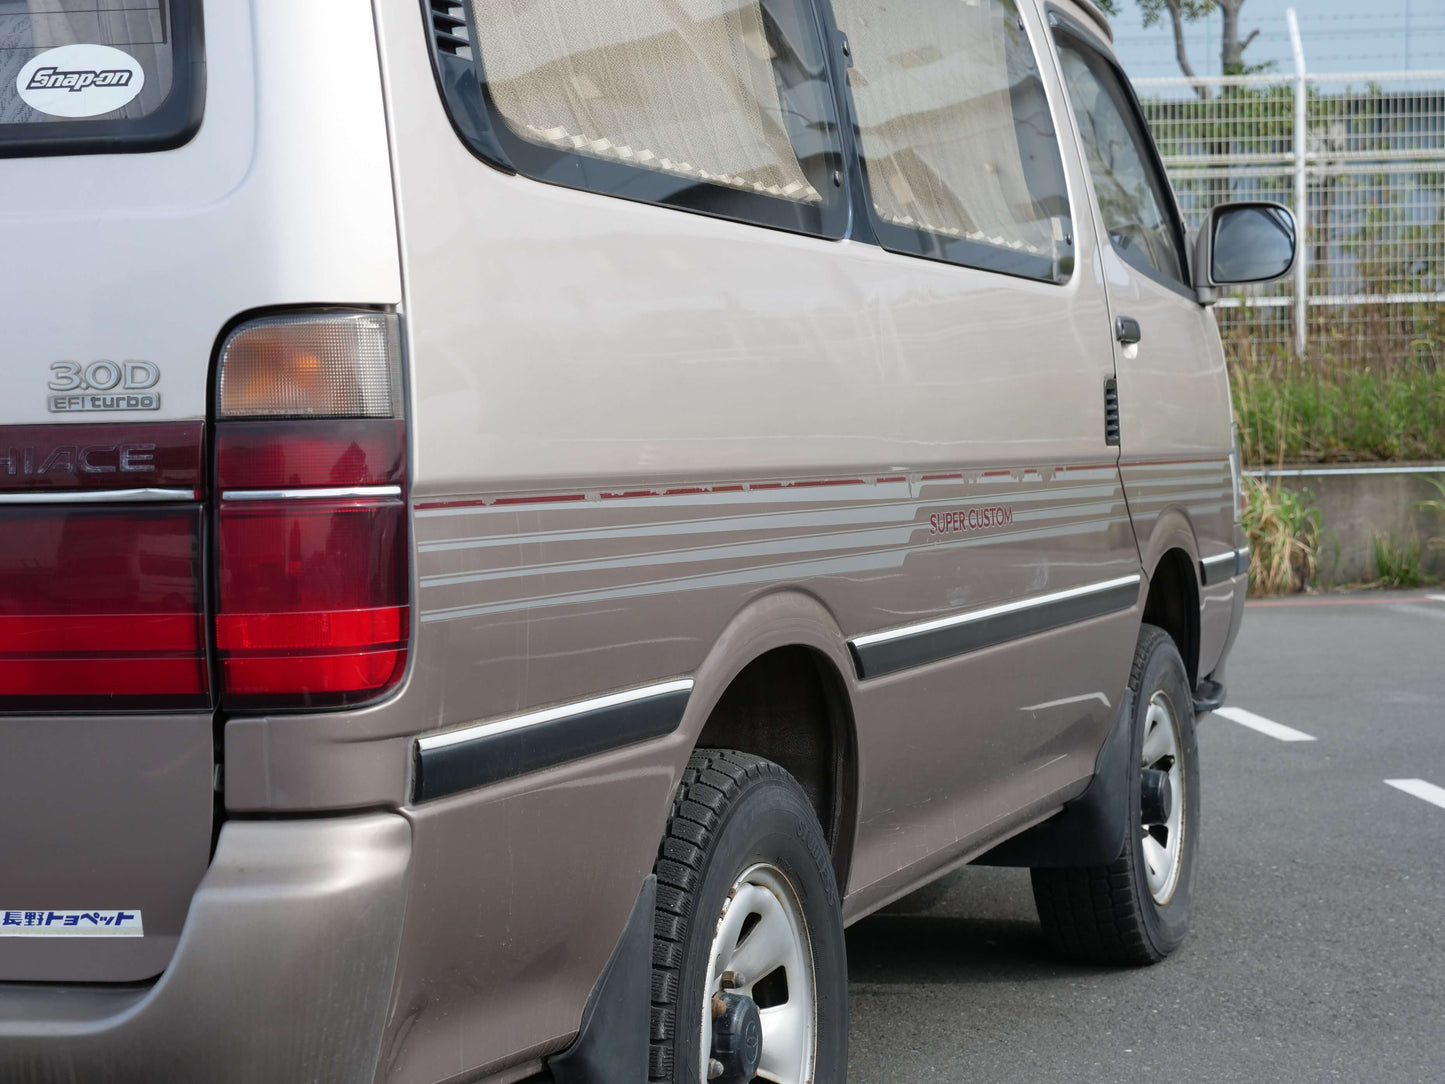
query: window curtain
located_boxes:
[472,0,820,203]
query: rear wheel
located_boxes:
[1031,624,1200,965]
[650,750,847,1083]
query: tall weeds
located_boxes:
[1372,533,1426,588]
[1231,353,1445,467]
[1243,476,1320,596]
[1420,476,1445,556]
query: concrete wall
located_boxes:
[1249,466,1445,585]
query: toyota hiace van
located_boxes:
[0,1,1293,1080]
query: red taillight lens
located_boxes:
[0,506,208,710]
[213,312,410,709]
[216,419,405,489]
[216,498,408,706]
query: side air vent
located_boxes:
[1104,379,1121,446]
[431,0,472,59]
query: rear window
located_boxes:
[0,0,203,158]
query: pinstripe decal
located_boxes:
[413,470,1137,625]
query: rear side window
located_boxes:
[830,0,1074,282]
[1055,39,1188,287]
[444,0,847,237]
[0,0,203,158]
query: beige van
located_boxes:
[0,0,1293,1080]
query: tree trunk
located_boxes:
[1163,1,1209,101]
[1218,0,1260,75]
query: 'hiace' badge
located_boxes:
[47,360,162,412]
[16,43,145,119]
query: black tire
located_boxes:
[649,750,848,1083]
[1031,624,1200,966]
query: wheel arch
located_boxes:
[1137,509,1204,689]
[677,590,861,894]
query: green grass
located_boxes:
[1371,533,1427,588]
[1232,358,1445,467]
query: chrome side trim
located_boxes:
[848,574,1143,680]
[414,678,695,802]
[221,485,403,502]
[852,574,1142,649]
[419,679,694,752]
[0,487,196,505]
[1201,548,1252,586]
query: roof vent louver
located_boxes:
[431,0,472,59]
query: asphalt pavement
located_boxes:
[847,590,1445,1083]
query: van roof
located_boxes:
[1072,0,1115,43]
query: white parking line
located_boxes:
[1428,594,1445,603]
[1214,706,1318,742]
[1384,779,1445,810]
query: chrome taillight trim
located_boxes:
[0,487,198,505]
[220,485,404,502]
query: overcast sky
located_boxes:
[1109,1,1445,80]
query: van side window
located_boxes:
[1055,39,1188,287]
[830,0,1074,282]
[456,0,847,238]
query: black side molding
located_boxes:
[549,876,656,1084]
[849,577,1140,681]
[1201,546,1252,586]
[414,685,691,803]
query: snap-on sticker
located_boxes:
[0,909,143,937]
[16,44,145,119]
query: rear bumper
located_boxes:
[0,814,411,1084]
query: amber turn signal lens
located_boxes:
[217,313,400,419]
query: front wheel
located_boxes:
[649,750,848,1083]
[1031,624,1200,965]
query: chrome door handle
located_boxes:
[1115,316,1142,345]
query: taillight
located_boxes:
[213,312,409,709]
[0,423,207,710]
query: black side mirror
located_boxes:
[1193,201,1297,301]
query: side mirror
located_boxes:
[1193,201,1297,304]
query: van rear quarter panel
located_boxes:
[372,0,1139,1077]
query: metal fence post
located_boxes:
[1288,8,1308,356]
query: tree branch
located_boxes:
[1165,0,1209,100]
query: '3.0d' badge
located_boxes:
[47,360,162,412]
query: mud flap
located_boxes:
[548,875,656,1084]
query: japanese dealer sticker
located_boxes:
[1,910,143,937]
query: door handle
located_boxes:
[1115,316,1142,345]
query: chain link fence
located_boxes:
[1135,20,1445,367]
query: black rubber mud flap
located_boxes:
[974,690,1136,868]
[548,875,656,1084]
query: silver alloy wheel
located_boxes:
[1140,690,1187,905]
[700,863,817,1084]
